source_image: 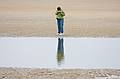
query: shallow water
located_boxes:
[0,37,120,69]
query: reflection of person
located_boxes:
[57,37,64,66]
[55,7,65,35]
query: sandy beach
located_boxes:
[0,0,120,79]
[0,0,120,37]
[0,68,120,79]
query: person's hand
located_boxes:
[58,12,61,13]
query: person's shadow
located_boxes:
[57,37,64,66]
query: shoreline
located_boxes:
[0,35,120,38]
[0,36,120,38]
[0,26,120,38]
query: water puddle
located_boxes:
[0,37,120,68]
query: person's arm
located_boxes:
[55,11,60,15]
[61,11,65,16]
[55,11,58,15]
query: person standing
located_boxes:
[55,7,65,35]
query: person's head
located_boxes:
[57,7,61,11]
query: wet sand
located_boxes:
[0,0,120,37]
[0,68,120,79]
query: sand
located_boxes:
[0,0,120,79]
[0,0,120,37]
[0,68,120,79]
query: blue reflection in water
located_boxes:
[57,37,64,66]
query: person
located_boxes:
[55,7,65,35]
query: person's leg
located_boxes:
[57,19,61,34]
[60,19,64,33]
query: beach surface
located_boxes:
[0,0,120,37]
[0,0,120,79]
[0,68,120,79]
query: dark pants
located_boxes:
[57,19,64,33]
